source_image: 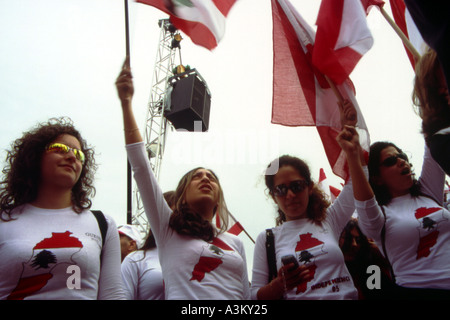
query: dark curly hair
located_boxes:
[168,167,230,242]
[265,155,330,226]
[339,218,370,256]
[367,141,420,206]
[0,117,96,220]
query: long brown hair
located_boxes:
[265,155,330,226]
[413,47,450,144]
[0,117,96,220]
[168,167,231,242]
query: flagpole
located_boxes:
[124,0,130,58]
[378,7,421,63]
[324,75,344,106]
[124,0,132,225]
[241,226,255,244]
[228,212,255,244]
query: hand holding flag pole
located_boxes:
[124,0,133,224]
[324,75,345,106]
[124,0,130,59]
[322,74,357,129]
[339,99,358,128]
[378,5,421,63]
[363,1,421,65]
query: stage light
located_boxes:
[171,33,183,49]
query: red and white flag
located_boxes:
[136,0,238,50]
[329,185,342,202]
[318,168,342,202]
[360,0,385,14]
[271,0,370,181]
[215,213,244,236]
[7,231,83,300]
[312,0,374,85]
[318,168,331,200]
[389,0,425,69]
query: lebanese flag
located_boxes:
[360,0,385,14]
[389,0,425,69]
[271,0,370,181]
[318,168,331,200]
[190,256,223,281]
[318,168,342,202]
[215,212,244,236]
[414,207,443,259]
[312,0,374,85]
[329,185,342,201]
[294,232,323,293]
[7,231,83,300]
[136,0,238,50]
[190,237,234,282]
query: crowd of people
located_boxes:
[0,2,449,300]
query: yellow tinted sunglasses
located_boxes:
[46,143,85,164]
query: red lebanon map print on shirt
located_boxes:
[294,233,326,294]
[415,207,447,259]
[7,231,83,300]
[190,237,234,282]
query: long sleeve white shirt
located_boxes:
[121,248,164,300]
[126,142,250,300]
[356,147,450,289]
[0,205,126,300]
[251,170,364,300]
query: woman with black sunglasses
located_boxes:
[251,102,364,300]
[338,125,450,299]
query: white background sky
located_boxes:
[0,0,429,278]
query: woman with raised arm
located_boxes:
[251,101,365,300]
[115,59,250,300]
[337,124,450,299]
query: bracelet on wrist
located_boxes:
[124,128,140,134]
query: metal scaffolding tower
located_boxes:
[130,19,182,235]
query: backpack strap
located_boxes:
[91,210,107,247]
[265,228,277,283]
[380,207,396,283]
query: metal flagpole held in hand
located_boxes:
[124,0,132,224]
[378,6,421,63]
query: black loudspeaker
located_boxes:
[165,70,211,132]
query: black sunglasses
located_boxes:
[380,152,409,167]
[272,180,309,197]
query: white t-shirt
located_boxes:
[121,248,164,300]
[251,173,361,300]
[126,142,251,300]
[0,205,126,300]
[356,147,450,289]
[357,195,450,289]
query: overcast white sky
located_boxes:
[0,0,428,276]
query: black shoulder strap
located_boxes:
[91,210,107,247]
[265,228,277,283]
[380,207,396,283]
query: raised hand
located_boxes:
[115,57,134,105]
[337,125,361,157]
[339,99,357,128]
